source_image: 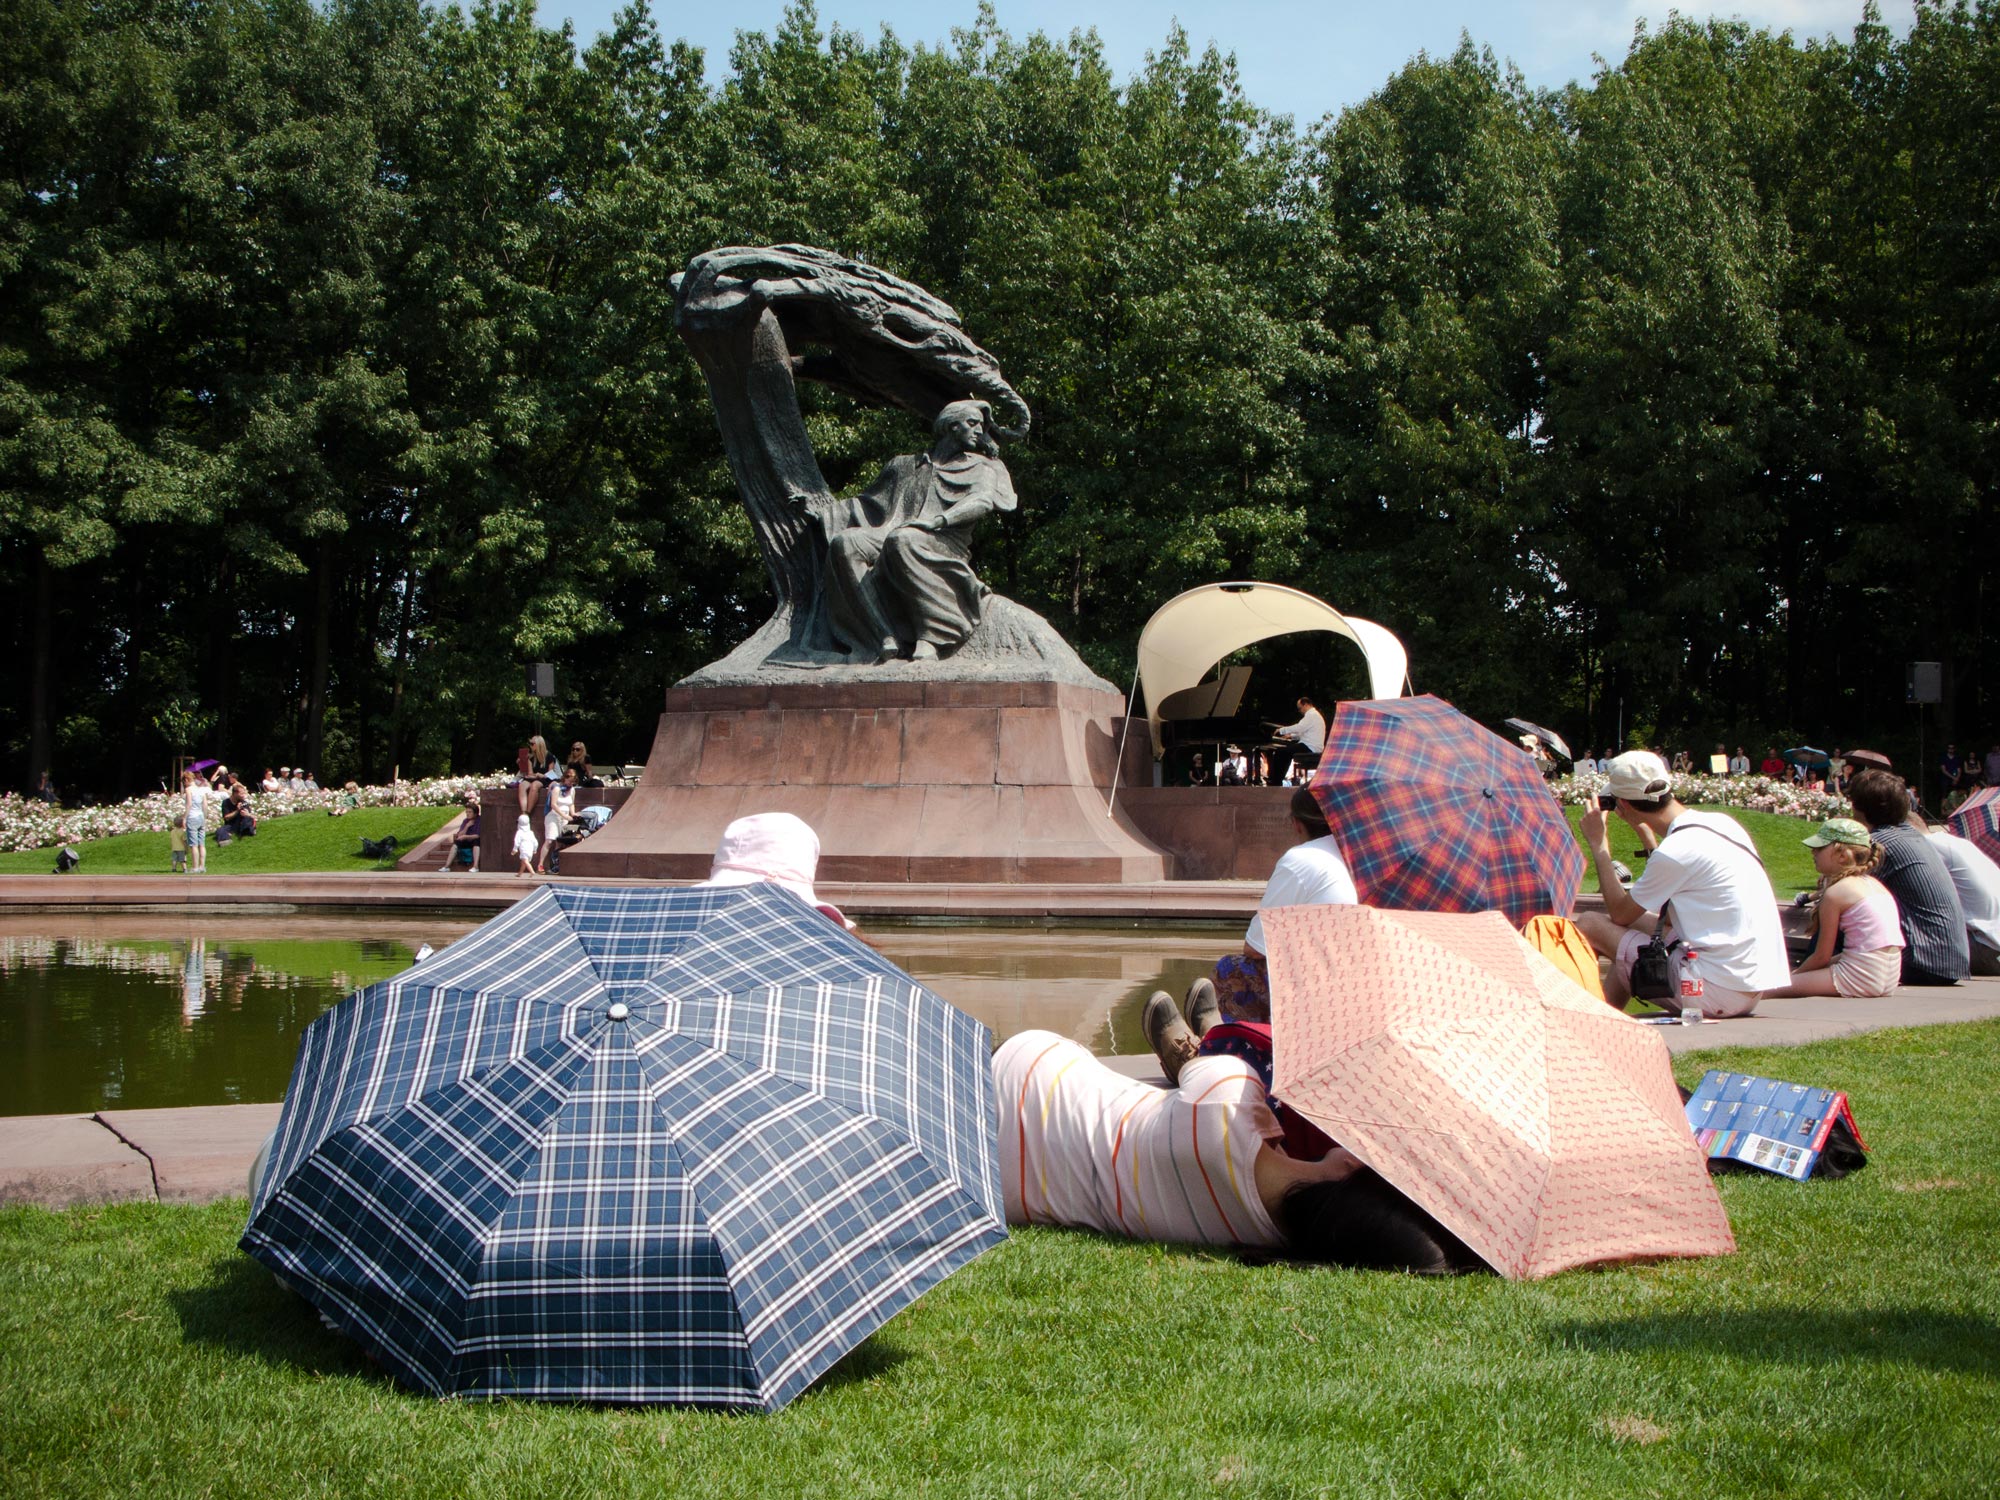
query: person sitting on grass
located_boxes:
[1765,819,1904,998]
[1845,770,1969,986]
[222,778,257,839]
[994,1029,1481,1274]
[326,782,360,816]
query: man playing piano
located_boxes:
[1271,696,1327,784]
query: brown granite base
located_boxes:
[1111,785,1300,881]
[559,679,1175,883]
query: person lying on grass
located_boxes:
[993,1029,1482,1274]
[1766,819,1905,999]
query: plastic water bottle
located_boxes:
[1678,950,1704,1022]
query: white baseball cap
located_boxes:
[1602,750,1674,801]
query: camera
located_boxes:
[1596,793,1619,811]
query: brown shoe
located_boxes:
[1143,991,1199,1087]
[1184,977,1221,1038]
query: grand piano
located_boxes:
[1155,665,1254,769]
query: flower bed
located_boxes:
[0,772,635,854]
[1554,770,1849,821]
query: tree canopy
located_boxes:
[4,0,1994,793]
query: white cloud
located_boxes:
[1507,0,1914,86]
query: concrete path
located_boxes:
[1,1103,279,1210]
[6,977,1995,1211]
[1101,974,2000,1078]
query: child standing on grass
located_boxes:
[170,814,187,874]
[1769,818,1904,998]
[512,813,538,876]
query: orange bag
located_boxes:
[1521,914,1605,1000]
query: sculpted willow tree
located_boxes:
[671,243,1106,684]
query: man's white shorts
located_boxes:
[1613,927,1762,1018]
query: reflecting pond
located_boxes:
[0,912,1239,1116]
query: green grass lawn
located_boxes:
[4,1022,1995,1497]
[1568,805,1821,898]
[0,806,459,877]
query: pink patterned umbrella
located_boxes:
[1264,904,1735,1280]
[1947,786,2000,863]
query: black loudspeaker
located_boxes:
[1906,661,1941,705]
[527,663,556,698]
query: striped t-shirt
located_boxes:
[992,1031,1282,1250]
[1872,824,1970,982]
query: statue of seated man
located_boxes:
[814,399,1017,664]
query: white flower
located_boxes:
[1552,771,1846,822]
[2,770,634,853]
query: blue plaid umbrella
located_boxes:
[241,883,1005,1410]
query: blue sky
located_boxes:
[543,0,1915,123]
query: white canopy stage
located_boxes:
[1135,582,1411,758]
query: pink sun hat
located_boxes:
[699,812,854,930]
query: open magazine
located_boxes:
[1684,1070,1868,1181]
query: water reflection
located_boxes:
[876,927,1234,1055]
[0,914,1239,1116]
[0,916,478,1116]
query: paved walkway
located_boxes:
[7,977,1996,1211]
[1101,975,2000,1073]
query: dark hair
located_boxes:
[1290,785,1330,839]
[1846,769,1909,828]
[1274,1167,1483,1274]
[1622,793,1674,814]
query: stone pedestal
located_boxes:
[558,680,1172,883]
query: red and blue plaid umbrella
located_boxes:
[1948,786,2000,863]
[1308,695,1584,926]
[242,883,1005,1410]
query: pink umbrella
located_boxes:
[1264,905,1735,1280]
[1948,786,2000,863]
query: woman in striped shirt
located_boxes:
[992,1030,1479,1272]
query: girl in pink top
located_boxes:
[1770,819,1904,998]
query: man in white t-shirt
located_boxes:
[1927,820,2000,976]
[1577,750,1789,1017]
